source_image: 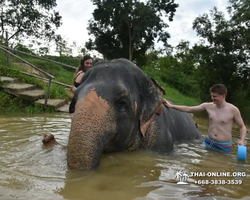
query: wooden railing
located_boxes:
[0,44,75,110]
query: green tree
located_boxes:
[227,0,250,92]
[153,41,200,98]
[175,40,199,76]
[86,0,178,66]
[0,0,62,44]
[192,6,248,101]
[54,35,73,57]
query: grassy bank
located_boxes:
[0,49,76,114]
[0,90,56,114]
[0,49,201,114]
[143,65,201,106]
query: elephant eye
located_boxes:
[115,98,129,112]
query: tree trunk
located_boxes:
[128,23,133,61]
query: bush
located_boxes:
[147,57,201,98]
[0,66,20,77]
[231,88,250,108]
[0,90,54,114]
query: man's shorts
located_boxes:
[203,135,232,152]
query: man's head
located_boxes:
[210,84,227,95]
[210,84,227,104]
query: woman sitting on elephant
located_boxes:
[69,55,93,119]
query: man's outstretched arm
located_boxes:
[163,99,206,113]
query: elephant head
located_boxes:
[67,58,164,170]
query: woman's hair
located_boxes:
[73,55,93,81]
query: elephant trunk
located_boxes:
[67,90,116,171]
[67,124,104,170]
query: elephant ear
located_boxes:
[139,77,164,136]
[149,77,166,95]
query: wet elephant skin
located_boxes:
[67,58,202,171]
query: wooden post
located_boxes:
[6,31,10,68]
[44,78,52,110]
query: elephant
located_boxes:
[43,58,202,171]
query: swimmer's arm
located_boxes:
[72,73,85,93]
[75,72,84,83]
[72,86,77,92]
[234,107,247,145]
[164,100,206,113]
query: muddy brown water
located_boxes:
[0,112,249,200]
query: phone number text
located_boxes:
[195,179,243,185]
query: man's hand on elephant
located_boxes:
[162,99,172,108]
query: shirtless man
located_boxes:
[163,84,247,152]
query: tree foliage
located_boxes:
[86,0,178,66]
[191,6,249,102]
[54,35,73,57]
[0,0,62,44]
[227,0,250,91]
[156,41,201,98]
